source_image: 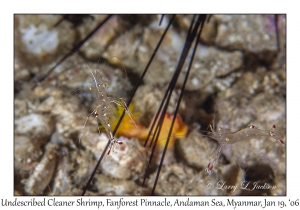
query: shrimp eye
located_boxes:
[207,163,212,170]
[250,125,255,129]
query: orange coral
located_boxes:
[112,103,145,138]
[111,103,188,148]
[138,112,188,148]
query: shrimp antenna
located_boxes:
[107,56,128,78]
[31,15,113,89]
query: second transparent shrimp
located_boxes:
[205,124,285,175]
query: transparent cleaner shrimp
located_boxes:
[204,66,286,176]
[79,65,138,155]
[205,124,284,175]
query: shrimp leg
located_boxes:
[109,97,139,130]
[78,106,100,144]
